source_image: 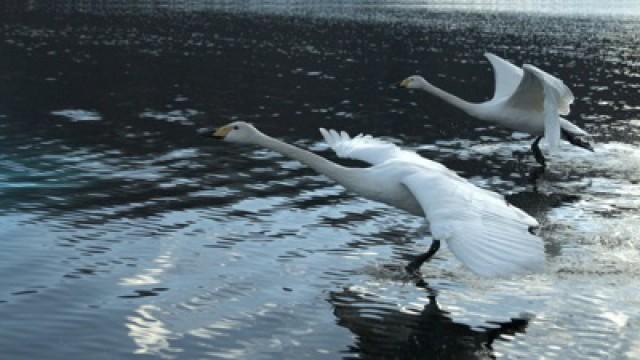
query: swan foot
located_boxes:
[405,239,441,274]
[562,129,594,152]
[531,136,546,168]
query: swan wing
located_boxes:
[401,172,544,277]
[485,52,524,101]
[320,128,427,166]
[524,64,575,116]
[507,64,574,151]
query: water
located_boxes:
[1,3,640,359]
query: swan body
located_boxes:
[400,52,592,163]
[213,122,544,277]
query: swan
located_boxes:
[212,121,544,277]
[400,52,593,168]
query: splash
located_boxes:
[475,141,640,178]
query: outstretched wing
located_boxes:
[525,64,574,116]
[320,128,437,167]
[401,172,544,277]
[485,52,524,101]
[506,64,574,151]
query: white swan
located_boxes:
[400,52,593,168]
[213,121,544,277]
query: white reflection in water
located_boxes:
[127,304,180,358]
[51,109,102,122]
[189,318,242,339]
[120,251,175,286]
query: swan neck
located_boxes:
[254,133,353,184]
[420,81,476,114]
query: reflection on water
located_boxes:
[127,304,177,356]
[331,280,531,359]
[1,2,640,360]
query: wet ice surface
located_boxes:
[1,4,640,360]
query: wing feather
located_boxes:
[485,52,524,101]
[320,128,427,166]
[402,172,544,277]
[506,64,574,152]
[525,64,574,116]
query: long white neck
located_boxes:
[419,81,477,115]
[253,132,357,187]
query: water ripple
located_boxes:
[2,7,640,360]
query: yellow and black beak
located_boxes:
[399,79,410,88]
[212,126,231,139]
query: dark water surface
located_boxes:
[2,3,640,359]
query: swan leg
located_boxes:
[561,129,594,152]
[405,239,441,274]
[527,166,545,185]
[511,150,527,162]
[531,136,546,168]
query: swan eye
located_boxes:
[233,126,239,130]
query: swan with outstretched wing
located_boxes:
[400,52,593,169]
[213,122,544,277]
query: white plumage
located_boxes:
[319,127,545,277]
[400,52,592,164]
[214,121,545,277]
[319,128,431,167]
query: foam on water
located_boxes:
[51,109,102,122]
[431,137,640,180]
[139,109,200,125]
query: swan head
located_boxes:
[399,75,428,89]
[213,121,261,144]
